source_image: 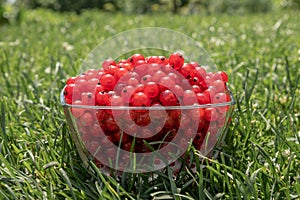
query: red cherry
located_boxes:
[103,65,118,75]
[115,68,128,80]
[213,93,228,104]
[128,54,145,65]
[147,63,161,75]
[104,117,119,132]
[131,92,150,106]
[64,84,75,103]
[66,77,76,85]
[75,79,88,93]
[152,70,166,83]
[160,90,178,106]
[183,90,197,105]
[167,72,180,84]
[102,59,116,69]
[110,95,124,106]
[190,62,200,68]
[81,112,95,126]
[140,74,152,84]
[144,82,160,98]
[192,85,202,93]
[100,74,116,91]
[180,63,193,78]
[96,92,110,105]
[71,100,85,117]
[169,52,184,70]
[89,123,102,138]
[204,108,218,121]
[121,85,135,103]
[81,92,94,106]
[213,80,226,93]
[95,85,104,94]
[196,93,211,105]
[127,77,139,87]
[173,85,184,97]
[214,71,228,82]
[159,76,175,91]
[87,78,99,92]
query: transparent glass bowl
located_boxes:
[60,87,235,173]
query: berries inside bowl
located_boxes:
[61,52,235,173]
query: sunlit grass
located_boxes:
[0,9,299,199]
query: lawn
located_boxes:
[0,9,299,199]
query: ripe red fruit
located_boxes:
[196,93,211,105]
[183,90,197,105]
[128,54,145,65]
[102,59,116,69]
[121,85,135,103]
[96,92,110,105]
[160,90,178,106]
[204,108,218,121]
[115,68,128,80]
[173,85,184,97]
[159,76,175,91]
[82,92,94,106]
[81,112,95,126]
[213,93,228,104]
[64,84,75,103]
[100,74,116,91]
[127,77,139,87]
[131,92,150,106]
[71,100,85,117]
[141,75,152,84]
[152,70,166,83]
[144,82,160,98]
[66,77,76,84]
[63,52,233,169]
[169,52,184,70]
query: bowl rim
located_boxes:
[60,86,236,110]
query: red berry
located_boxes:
[144,82,160,98]
[196,93,211,105]
[152,70,166,83]
[66,77,76,85]
[131,92,150,106]
[159,76,175,91]
[102,58,116,69]
[213,93,228,104]
[115,68,128,80]
[173,85,184,97]
[121,85,135,103]
[213,80,226,93]
[81,112,95,126]
[81,92,94,106]
[183,90,197,105]
[141,75,152,84]
[204,108,218,121]
[71,100,85,117]
[127,77,139,87]
[160,90,178,106]
[169,52,184,70]
[128,54,145,65]
[100,74,116,91]
[64,84,75,103]
[180,63,193,78]
[215,71,228,82]
[103,65,118,75]
[96,92,110,105]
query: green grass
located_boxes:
[0,9,299,199]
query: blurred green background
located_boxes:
[1,0,300,24]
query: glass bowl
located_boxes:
[60,86,235,174]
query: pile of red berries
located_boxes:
[63,52,232,169]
